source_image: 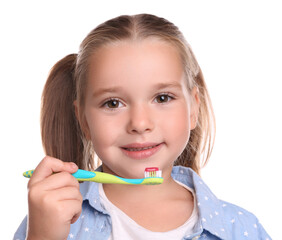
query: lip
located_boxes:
[120,142,164,160]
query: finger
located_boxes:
[37,172,79,191]
[71,213,81,224]
[60,200,83,224]
[45,186,83,202]
[28,156,78,187]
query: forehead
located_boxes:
[87,39,184,89]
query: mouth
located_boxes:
[120,142,164,160]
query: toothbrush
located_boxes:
[23,167,163,185]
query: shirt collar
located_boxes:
[80,166,231,239]
[79,166,109,215]
[172,166,230,240]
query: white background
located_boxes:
[1,0,281,239]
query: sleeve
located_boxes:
[255,217,272,240]
[13,216,27,240]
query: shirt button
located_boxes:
[192,236,200,240]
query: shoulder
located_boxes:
[220,200,265,235]
[218,200,272,239]
[220,199,257,222]
[13,216,27,240]
[171,166,271,239]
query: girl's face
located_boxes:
[83,39,198,179]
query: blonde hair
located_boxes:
[41,14,215,174]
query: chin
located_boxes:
[102,164,141,179]
[122,168,145,179]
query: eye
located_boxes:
[155,94,173,103]
[103,99,124,109]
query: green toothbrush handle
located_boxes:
[23,169,163,185]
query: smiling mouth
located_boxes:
[120,143,163,159]
[123,145,159,151]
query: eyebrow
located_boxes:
[92,82,182,98]
[152,82,182,91]
[92,86,124,98]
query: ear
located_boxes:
[73,100,91,140]
[189,86,200,130]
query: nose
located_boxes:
[126,104,154,134]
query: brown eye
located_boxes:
[155,94,171,103]
[105,99,120,108]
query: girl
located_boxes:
[14,14,271,240]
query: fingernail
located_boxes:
[70,162,78,170]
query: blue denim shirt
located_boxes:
[14,166,271,240]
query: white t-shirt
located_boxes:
[99,181,198,240]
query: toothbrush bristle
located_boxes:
[144,167,162,178]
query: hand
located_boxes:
[26,156,83,240]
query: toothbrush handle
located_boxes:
[69,170,150,184]
[23,169,163,185]
[23,169,139,183]
[87,171,144,184]
[74,171,163,185]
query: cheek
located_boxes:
[85,111,121,151]
[160,103,191,145]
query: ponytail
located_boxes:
[41,54,86,169]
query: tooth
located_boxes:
[126,145,156,151]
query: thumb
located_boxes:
[28,156,78,187]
